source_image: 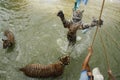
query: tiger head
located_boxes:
[2,39,12,49]
[59,55,70,65]
[72,10,84,23]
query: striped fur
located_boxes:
[57,10,103,46]
[20,55,70,78]
[2,30,15,49]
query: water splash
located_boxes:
[71,31,91,58]
[57,38,68,54]
[57,35,82,55]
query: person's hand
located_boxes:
[108,69,116,80]
[88,46,93,53]
[108,69,112,75]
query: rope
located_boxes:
[90,0,115,79]
[99,30,110,70]
[99,29,116,80]
[91,0,105,47]
[102,29,120,50]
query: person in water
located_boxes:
[57,9,103,46]
[79,46,94,80]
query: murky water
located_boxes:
[0,0,120,80]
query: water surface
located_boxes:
[0,0,120,80]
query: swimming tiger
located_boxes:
[20,55,70,78]
[2,30,15,49]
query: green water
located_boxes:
[0,0,120,80]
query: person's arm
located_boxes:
[82,46,93,70]
[57,10,70,28]
[108,69,116,80]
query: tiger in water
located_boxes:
[57,9,103,46]
[20,55,70,78]
[2,30,15,49]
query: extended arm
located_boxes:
[81,46,93,72]
[57,10,71,28]
[81,46,94,80]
